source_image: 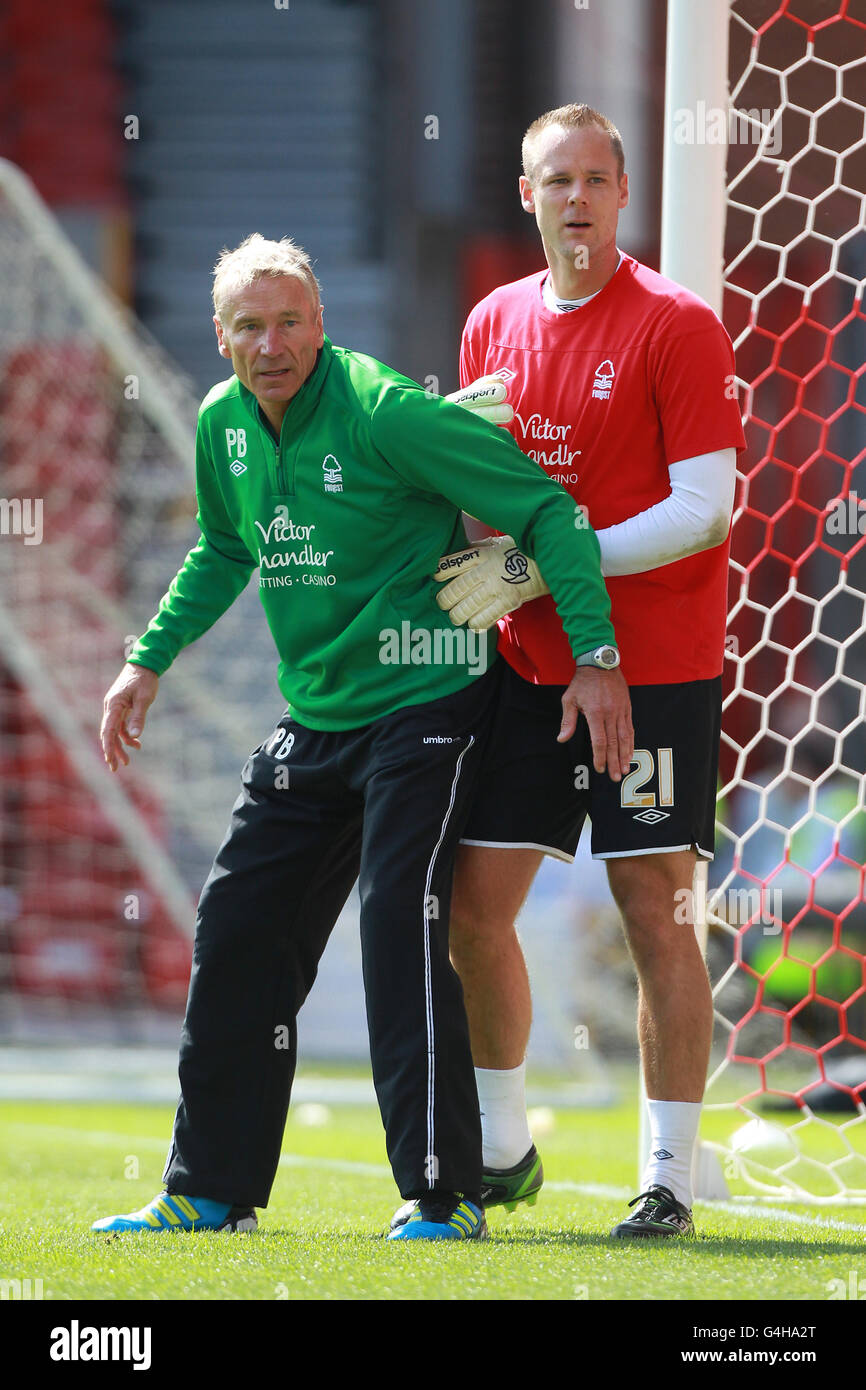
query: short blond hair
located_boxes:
[212,233,322,321]
[522,104,625,184]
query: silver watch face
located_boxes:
[596,645,620,668]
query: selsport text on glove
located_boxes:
[444,375,514,425]
[433,535,549,632]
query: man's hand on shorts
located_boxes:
[434,535,549,631]
[558,666,634,782]
[100,663,159,771]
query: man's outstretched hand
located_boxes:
[100,663,159,771]
[558,666,634,782]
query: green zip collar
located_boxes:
[237,336,334,443]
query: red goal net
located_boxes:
[706,0,866,1201]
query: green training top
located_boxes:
[129,336,615,730]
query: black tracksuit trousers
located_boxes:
[162,662,501,1209]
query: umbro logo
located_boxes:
[632,809,670,824]
[491,366,517,383]
[653,1148,674,1160]
[663,1212,691,1230]
[230,460,247,477]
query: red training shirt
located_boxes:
[460,253,746,686]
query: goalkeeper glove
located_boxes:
[444,375,514,425]
[434,535,550,631]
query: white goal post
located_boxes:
[638,0,733,1201]
[653,0,866,1204]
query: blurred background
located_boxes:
[0,0,668,392]
[0,0,669,1080]
[1,0,865,1196]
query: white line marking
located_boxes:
[545,1181,630,1198]
[2,1124,394,1178]
[547,1182,866,1229]
[6,1126,866,1226]
[699,1201,866,1235]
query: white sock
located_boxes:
[641,1099,702,1209]
[475,1063,532,1170]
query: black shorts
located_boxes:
[461,661,721,862]
[165,661,505,1207]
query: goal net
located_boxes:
[0,159,292,1019]
[703,0,866,1203]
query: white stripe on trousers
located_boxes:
[422,734,475,1190]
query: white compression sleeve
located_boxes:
[595,448,737,578]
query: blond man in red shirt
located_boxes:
[430,104,745,1240]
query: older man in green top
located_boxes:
[94,234,632,1242]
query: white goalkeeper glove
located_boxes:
[434,535,550,631]
[438,378,536,629]
[444,374,514,425]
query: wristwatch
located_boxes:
[575,644,621,670]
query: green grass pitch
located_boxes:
[2,1088,865,1302]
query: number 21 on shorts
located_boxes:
[620,747,674,808]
